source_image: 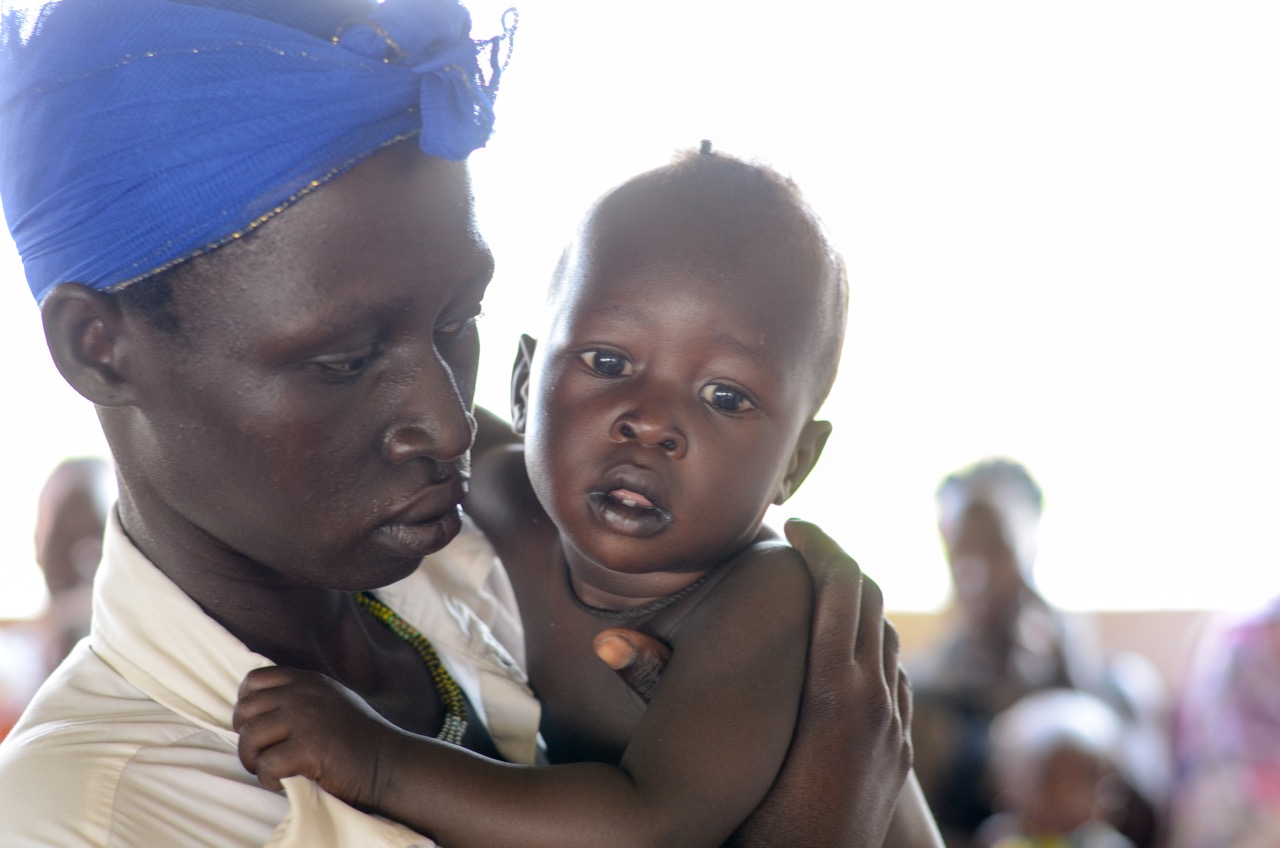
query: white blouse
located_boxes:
[0,511,540,847]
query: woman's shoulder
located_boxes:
[0,645,285,845]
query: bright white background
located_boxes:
[2,1,1277,618]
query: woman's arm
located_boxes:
[885,772,946,848]
[596,520,942,847]
[726,520,925,846]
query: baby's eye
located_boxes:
[579,350,633,377]
[700,383,755,413]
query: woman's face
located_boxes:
[119,142,494,591]
[943,500,1026,626]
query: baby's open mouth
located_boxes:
[587,484,674,535]
[608,488,655,510]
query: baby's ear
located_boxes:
[773,419,832,505]
[41,283,137,408]
[509,334,537,435]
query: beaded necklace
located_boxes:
[354,591,467,746]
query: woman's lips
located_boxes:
[372,499,464,559]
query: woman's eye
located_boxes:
[700,383,755,413]
[436,313,480,340]
[311,346,380,376]
[579,350,633,377]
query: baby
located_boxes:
[235,146,849,847]
[981,689,1135,848]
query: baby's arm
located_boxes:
[235,545,811,848]
[235,666,420,803]
[472,404,522,457]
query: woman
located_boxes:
[0,0,934,844]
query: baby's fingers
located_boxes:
[234,671,324,786]
[237,665,312,699]
[235,704,298,786]
[233,683,273,733]
[235,667,296,726]
[241,733,314,791]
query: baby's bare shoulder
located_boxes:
[732,538,814,588]
[465,442,541,542]
[694,539,814,630]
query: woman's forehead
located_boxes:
[166,146,490,330]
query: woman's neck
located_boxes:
[113,487,491,747]
[115,488,370,677]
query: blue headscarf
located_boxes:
[0,0,514,302]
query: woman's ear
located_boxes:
[773,419,833,505]
[41,283,137,408]
[509,334,537,435]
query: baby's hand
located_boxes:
[234,666,400,809]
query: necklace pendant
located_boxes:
[438,713,468,747]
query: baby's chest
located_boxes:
[525,617,650,765]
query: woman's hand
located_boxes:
[728,519,915,846]
[595,519,939,847]
[592,629,672,702]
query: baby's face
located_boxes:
[523,182,833,577]
[1021,746,1107,835]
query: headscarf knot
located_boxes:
[335,0,510,161]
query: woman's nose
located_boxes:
[381,358,477,469]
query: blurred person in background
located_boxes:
[0,628,43,741]
[909,459,1169,848]
[1,457,112,740]
[33,457,113,669]
[979,689,1135,848]
[1166,597,1280,848]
